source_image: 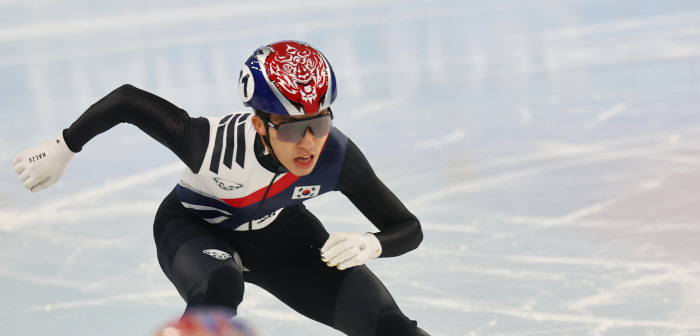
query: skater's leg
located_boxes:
[375,312,431,336]
[334,265,428,336]
[235,205,344,326]
[238,205,427,335]
[154,191,244,314]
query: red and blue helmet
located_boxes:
[238,40,337,116]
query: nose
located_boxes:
[298,128,316,149]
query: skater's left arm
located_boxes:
[321,139,423,269]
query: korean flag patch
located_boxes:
[292,185,321,199]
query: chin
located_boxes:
[293,171,311,177]
[288,166,314,177]
[285,160,317,176]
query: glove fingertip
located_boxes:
[24,175,47,191]
[321,234,344,253]
[337,260,356,270]
[14,164,25,175]
[31,178,52,193]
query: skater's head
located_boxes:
[251,107,332,176]
[240,40,337,176]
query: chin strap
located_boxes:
[260,119,288,168]
[247,165,282,231]
[247,126,284,231]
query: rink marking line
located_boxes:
[568,270,700,311]
[407,157,604,208]
[583,101,631,130]
[0,162,184,232]
[0,1,591,42]
[0,267,86,291]
[1,267,310,323]
[407,130,700,209]
[10,229,145,248]
[0,5,469,67]
[404,296,700,330]
[418,247,700,273]
[539,11,700,41]
[0,260,162,292]
[482,213,700,232]
[472,125,700,172]
[5,2,700,69]
[3,290,179,316]
[0,2,311,41]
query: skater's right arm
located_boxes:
[63,84,210,171]
[13,84,210,192]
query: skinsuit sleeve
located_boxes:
[63,84,210,173]
[335,139,423,258]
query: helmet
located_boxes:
[238,40,337,116]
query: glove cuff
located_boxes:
[362,233,382,259]
[56,131,76,162]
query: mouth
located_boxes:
[294,155,315,169]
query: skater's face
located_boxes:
[252,109,331,176]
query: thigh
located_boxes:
[333,266,403,336]
[154,199,244,303]
[240,205,342,325]
[241,206,401,335]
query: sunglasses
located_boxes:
[265,109,334,143]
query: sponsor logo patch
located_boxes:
[203,249,232,260]
[213,178,243,191]
[292,185,320,199]
[29,152,47,163]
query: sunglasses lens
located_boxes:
[276,123,304,142]
[308,115,332,137]
[275,114,332,143]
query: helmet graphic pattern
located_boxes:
[267,43,328,114]
[239,40,336,116]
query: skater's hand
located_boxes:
[13,132,76,192]
[320,232,382,270]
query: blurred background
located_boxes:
[2,0,700,335]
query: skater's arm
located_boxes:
[63,84,210,172]
[336,140,423,258]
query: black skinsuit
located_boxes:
[63,84,428,336]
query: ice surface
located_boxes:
[2,1,700,335]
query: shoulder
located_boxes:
[316,128,350,167]
[326,127,349,151]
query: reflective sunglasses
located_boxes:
[265,109,334,143]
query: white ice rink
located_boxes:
[2,1,700,335]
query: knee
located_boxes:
[186,266,244,311]
[376,311,428,336]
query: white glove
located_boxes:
[320,232,382,270]
[13,132,76,193]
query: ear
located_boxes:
[251,115,267,136]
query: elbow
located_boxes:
[117,83,137,91]
[102,84,142,114]
[103,84,139,105]
[375,218,424,257]
[112,84,139,97]
[410,220,424,251]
